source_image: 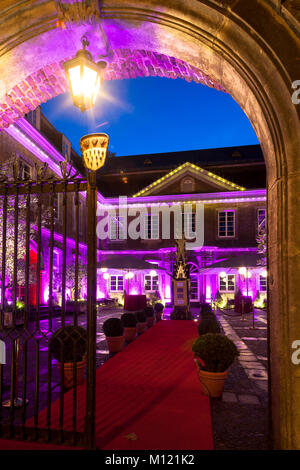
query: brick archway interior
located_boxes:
[0,49,224,129]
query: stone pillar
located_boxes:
[268,169,300,449]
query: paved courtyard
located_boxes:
[0,306,269,449]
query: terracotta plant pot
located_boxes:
[106,335,124,353]
[137,322,147,334]
[197,369,228,398]
[146,317,154,328]
[58,358,86,389]
[123,327,137,342]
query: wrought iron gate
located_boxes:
[0,160,97,448]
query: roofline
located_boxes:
[103,188,266,206]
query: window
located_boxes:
[219,274,235,292]
[26,107,41,130]
[109,215,126,240]
[218,210,235,237]
[53,250,60,272]
[144,214,159,239]
[19,160,31,180]
[62,136,71,162]
[183,211,196,239]
[110,275,124,292]
[144,275,159,291]
[259,275,267,292]
[181,177,195,193]
[257,208,266,233]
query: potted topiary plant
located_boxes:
[154,302,164,322]
[102,318,124,353]
[144,306,154,328]
[49,325,87,389]
[192,333,239,398]
[198,315,221,336]
[135,311,147,334]
[121,313,137,342]
[199,303,213,318]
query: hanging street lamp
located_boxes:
[64,36,107,112]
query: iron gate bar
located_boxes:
[47,183,55,441]
[0,191,7,437]
[0,168,95,448]
[21,183,31,440]
[85,171,97,449]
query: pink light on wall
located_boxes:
[97,287,105,299]
[130,288,138,295]
[165,285,171,299]
[206,285,211,302]
[43,286,49,303]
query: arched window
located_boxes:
[181,177,195,193]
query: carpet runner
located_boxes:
[7,320,213,450]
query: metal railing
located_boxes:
[0,159,97,448]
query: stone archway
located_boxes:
[0,0,299,449]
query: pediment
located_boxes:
[133,162,245,197]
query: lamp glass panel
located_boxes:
[82,65,98,99]
[68,65,81,97]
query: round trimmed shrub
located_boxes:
[154,302,164,313]
[50,326,87,363]
[135,311,146,323]
[121,313,137,327]
[198,317,221,336]
[103,318,123,337]
[144,306,154,318]
[192,333,239,372]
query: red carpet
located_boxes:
[24,320,213,450]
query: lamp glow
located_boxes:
[150,270,157,277]
[103,273,109,280]
[262,270,267,278]
[80,133,109,171]
[238,267,247,276]
[63,36,106,112]
[100,267,108,272]
[220,271,227,279]
[125,272,134,280]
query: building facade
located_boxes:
[0,107,267,309]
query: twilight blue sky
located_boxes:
[41,77,259,157]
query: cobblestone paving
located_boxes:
[211,309,270,450]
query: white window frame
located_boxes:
[144,274,159,292]
[219,274,235,292]
[183,211,195,239]
[257,208,266,233]
[62,135,71,162]
[144,214,159,240]
[218,210,235,238]
[109,215,126,240]
[19,159,31,181]
[110,275,124,292]
[259,275,267,292]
